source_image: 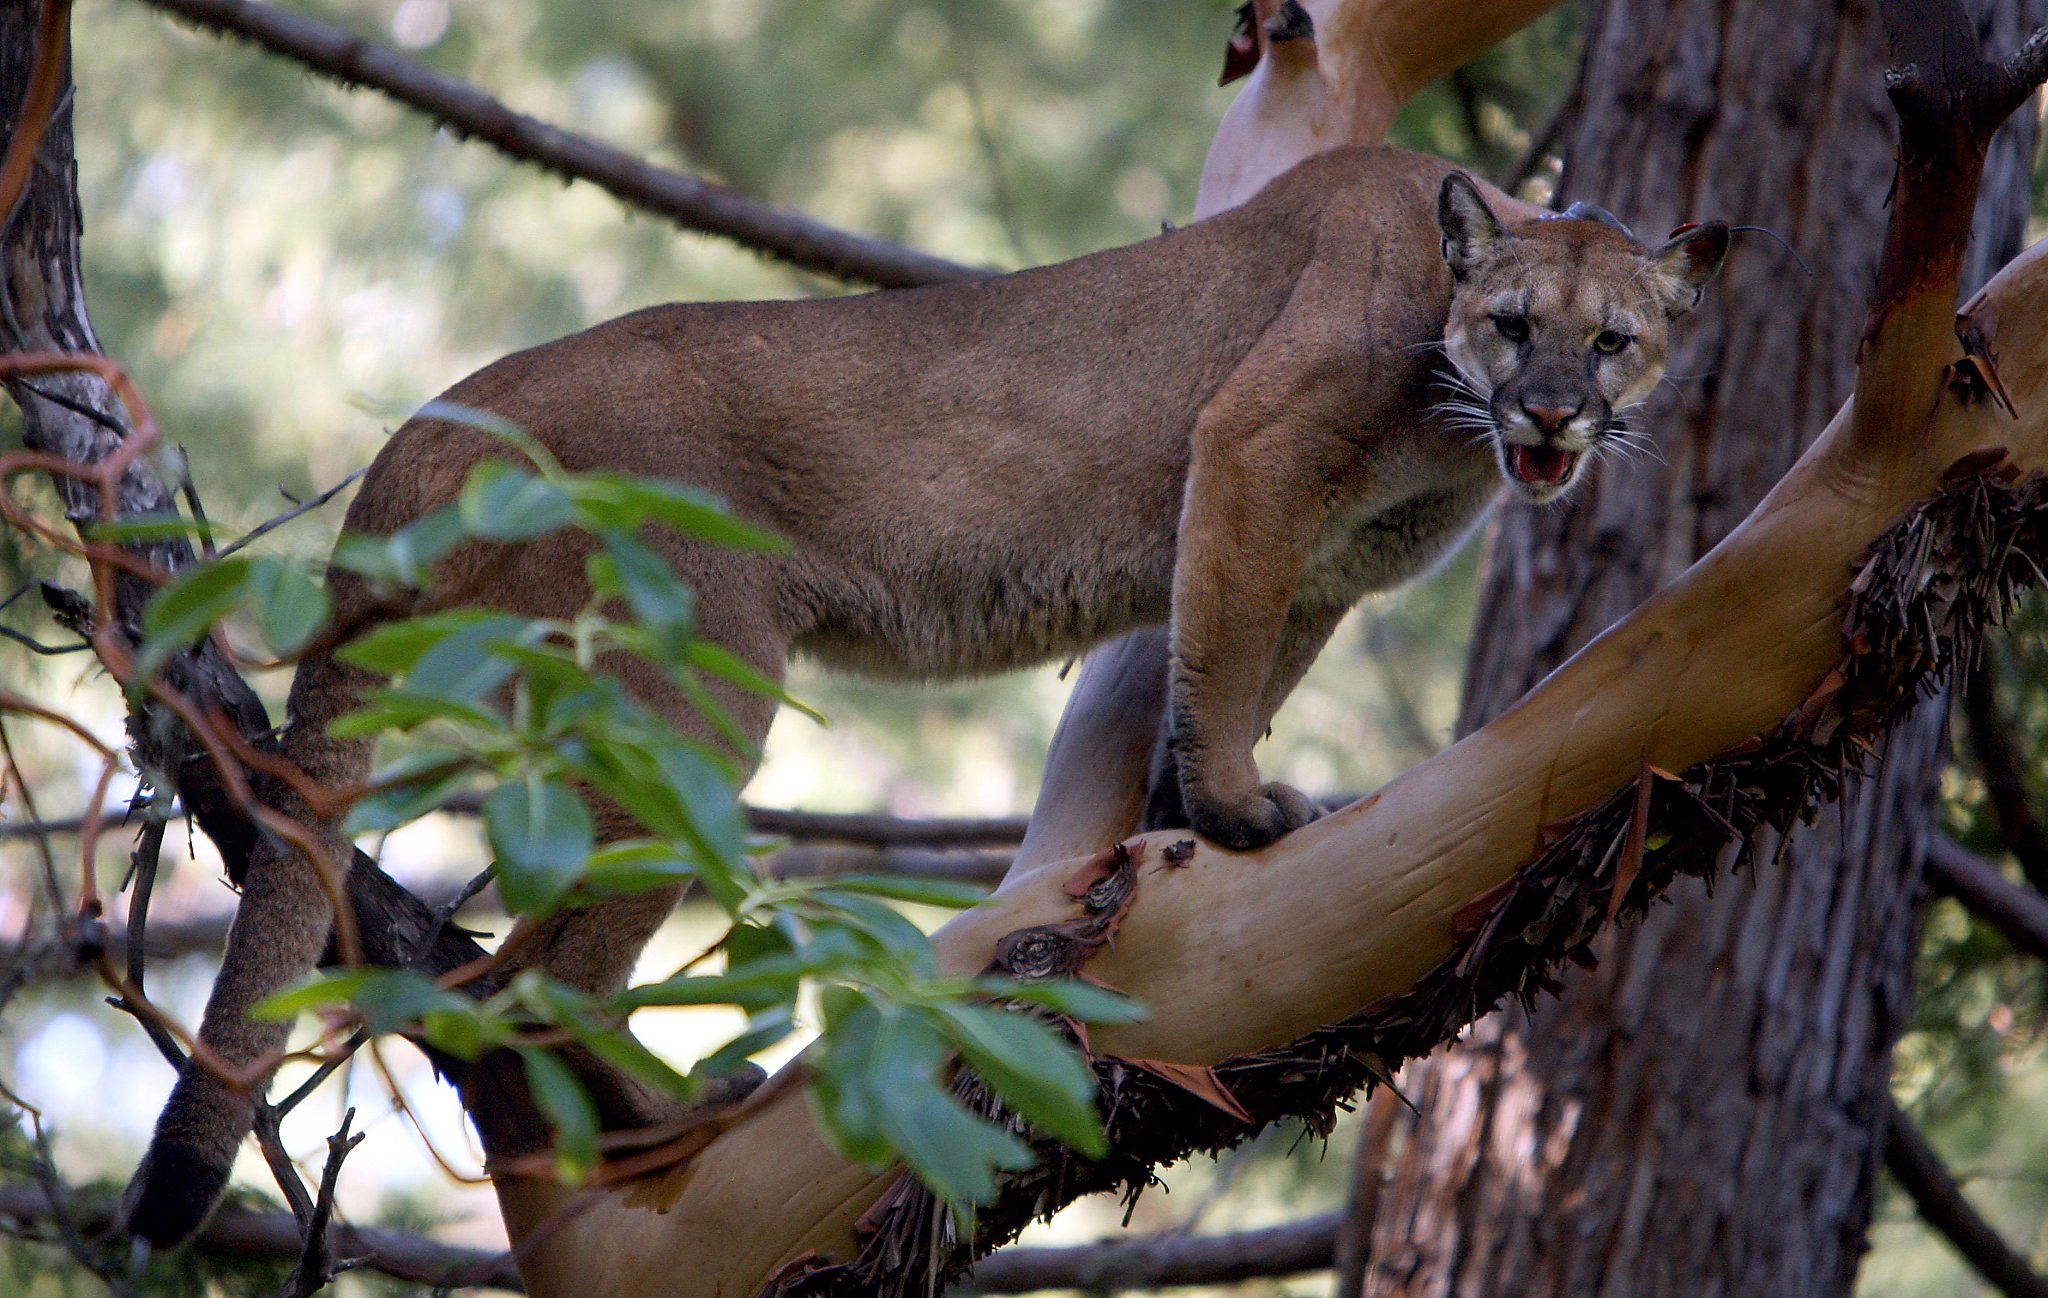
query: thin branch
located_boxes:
[117,816,187,1068]
[275,1108,364,1298]
[175,446,216,557]
[1885,1099,2048,1298]
[2,798,1033,848]
[1926,834,2048,962]
[0,1182,524,1292]
[961,1212,1339,1293]
[0,1180,1343,1295]
[217,468,365,558]
[251,1100,316,1227]
[7,849,1017,970]
[0,622,91,654]
[128,0,984,290]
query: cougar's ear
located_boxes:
[1438,172,1507,281]
[1643,221,1730,318]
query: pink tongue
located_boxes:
[1510,444,1574,484]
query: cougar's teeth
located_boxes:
[1506,444,1577,485]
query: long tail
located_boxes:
[123,649,375,1247]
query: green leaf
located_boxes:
[811,1000,1030,1208]
[343,747,473,834]
[621,960,809,1012]
[460,460,577,541]
[485,775,595,914]
[519,1048,598,1183]
[812,892,939,968]
[579,840,699,896]
[504,972,698,1101]
[976,977,1148,1026]
[568,473,786,552]
[328,688,503,738]
[405,615,541,703]
[86,513,212,543]
[331,506,465,588]
[415,400,559,476]
[826,874,989,909]
[590,529,696,652]
[253,969,468,1036]
[337,610,507,676]
[651,743,748,869]
[420,1007,494,1061]
[252,968,381,1021]
[699,1007,797,1076]
[683,640,818,722]
[140,555,252,650]
[935,1004,1104,1156]
[246,555,331,654]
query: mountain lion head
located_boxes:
[1435,171,1729,504]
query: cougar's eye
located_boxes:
[1593,329,1631,354]
[1491,313,1529,342]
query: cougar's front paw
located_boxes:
[1185,781,1324,851]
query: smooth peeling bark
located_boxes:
[498,235,2048,1298]
[1195,0,1566,215]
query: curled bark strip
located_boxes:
[986,841,1144,981]
[759,459,2048,1298]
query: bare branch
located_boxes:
[128,0,984,290]
[0,1179,1345,1296]
[115,816,187,1068]
[1884,1099,2048,1298]
[274,1109,365,1298]
[1925,834,2048,962]
[3,798,1032,849]
[217,468,366,559]
[0,1182,523,1292]
[962,1213,1339,1293]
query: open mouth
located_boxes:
[1504,443,1579,486]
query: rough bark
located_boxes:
[1367,4,2043,1295]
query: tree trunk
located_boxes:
[1365,3,2042,1294]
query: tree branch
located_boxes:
[0,1182,523,1291]
[0,799,1032,849]
[1925,833,2048,962]
[0,1180,1343,1296]
[963,1213,1338,1293]
[1884,1099,2048,1298]
[127,0,984,290]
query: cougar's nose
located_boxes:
[1521,400,1581,435]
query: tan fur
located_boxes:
[124,148,1724,1246]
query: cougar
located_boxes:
[125,148,1727,1245]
